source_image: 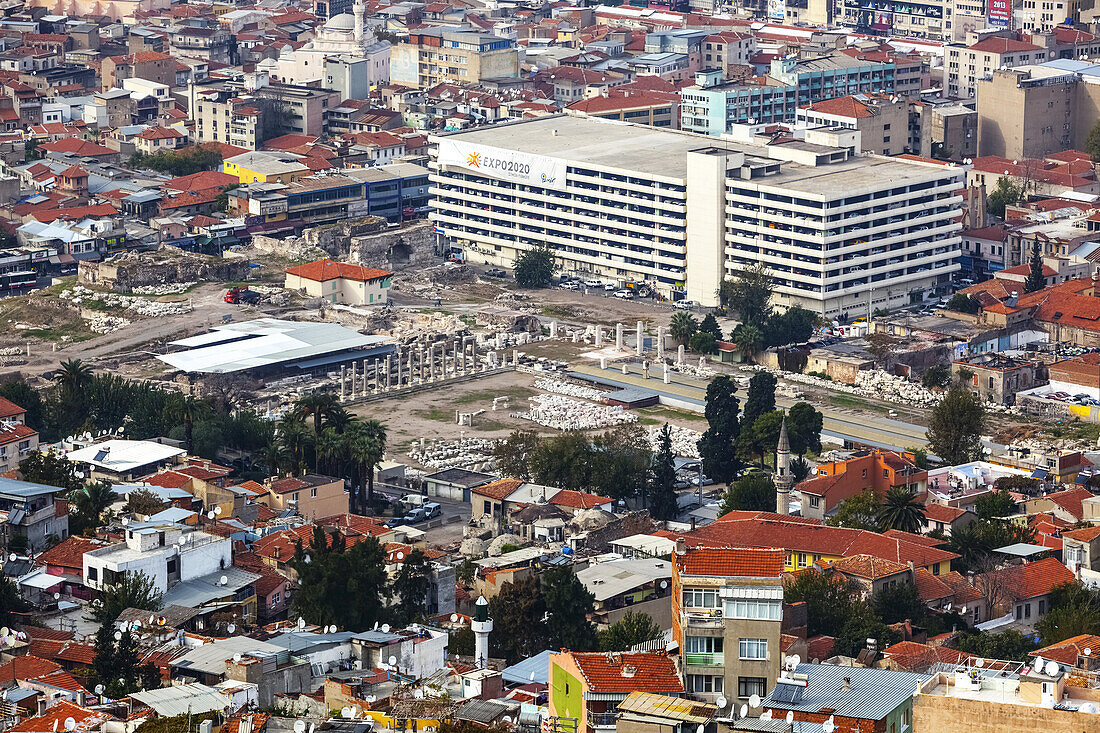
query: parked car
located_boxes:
[560,281,581,290]
[485,268,508,278]
[675,300,697,310]
[614,289,634,299]
[423,502,442,519]
[583,278,602,287]
[604,282,618,292]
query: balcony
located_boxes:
[684,653,724,667]
[590,713,617,730]
[681,610,724,628]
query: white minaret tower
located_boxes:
[353,0,365,44]
[472,595,493,668]
[775,417,793,516]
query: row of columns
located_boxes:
[337,339,518,401]
[575,320,664,357]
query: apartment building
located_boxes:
[0,476,69,552]
[681,53,898,136]
[430,115,963,316]
[835,0,950,41]
[671,543,785,703]
[101,51,174,91]
[566,91,681,128]
[0,397,37,475]
[188,76,340,148]
[390,29,520,88]
[83,524,232,594]
[945,36,1051,99]
[170,26,234,66]
[796,93,910,155]
[796,449,928,520]
[702,31,757,77]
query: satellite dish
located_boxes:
[790,654,801,668]
[413,689,424,700]
[294,721,307,733]
[388,655,397,666]
[760,711,772,721]
[214,506,223,515]
[976,658,985,668]
[349,707,357,718]
[53,593,60,600]
[715,695,728,710]
[739,705,748,718]
[7,554,14,562]
[1086,648,1094,656]
[749,694,761,709]
[660,580,668,589]
[502,717,512,725]
[114,631,122,641]
[0,627,9,638]
[298,617,306,630]
[449,614,459,623]
[64,718,76,732]
[207,511,215,520]
[1046,660,1060,676]
[381,624,390,633]
[52,719,58,733]
[785,712,794,724]
[233,654,243,663]
[219,575,228,586]
[340,708,352,719]
[227,624,236,634]
[822,721,835,733]
[396,552,405,560]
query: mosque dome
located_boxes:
[323,12,356,32]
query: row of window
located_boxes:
[685,675,768,698]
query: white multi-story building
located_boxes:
[83,523,232,593]
[429,116,963,316]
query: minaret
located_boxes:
[471,596,493,668]
[353,0,365,44]
[775,417,793,516]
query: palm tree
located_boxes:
[165,395,211,449]
[294,393,340,435]
[877,486,927,533]
[669,311,698,345]
[324,406,353,432]
[734,324,765,363]
[315,427,342,474]
[72,480,116,528]
[277,416,313,475]
[254,441,288,476]
[55,359,93,394]
[343,420,386,514]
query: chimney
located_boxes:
[675,537,687,555]
[843,677,851,692]
[907,560,915,574]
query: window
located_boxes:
[809,496,820,508]
[1025,603,1031,618]
[797,552,807,568]
[483,500,491,514]
[727,598,782,620]
[1039,599,1046,615]
[87,566,98,581]
[686,675,722,693]
[311,488,318,498]
[685,636,723,653]
[738,677,767,698]
[739,638,768,660]
[272,592,281,605]
[901,707,910,731]
[683,588,720,609]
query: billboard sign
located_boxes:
[437,139,567,190]
[987,0,1010,26]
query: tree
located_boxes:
[697,376,741,484]
[91,624,118,694]
[864,332,897,368]
[719,263,773,324]
[786,402,822,457]
[1087,119,1100,162]
[689,331,718,354]
[877,486,926,533]
[765,306,817,347]
[784,570,856,637]
[492,430,540,480]
[542,565,597,652]
[993,475,1040,494]
[718,473,775,515]
[391,549,433,626]
[927,383,985,465]
[833,604,901,658]
[871,581,925,624]
[1036,582,1100,645]
[490,575,548,663]
[294,392,340,436]
[826,490,879,530]
[742,372,777,429]
[737,410,784,468]
[165,394,212,449]
[670,311,698,345]
[945,293,979,315]
[127,146,222,176]
[974,490,1016,520]
[732,323,765,363]
[0,575,26,626]
[530,431,594,490]
[514,244,555,288]
[214,183,239,212]
[0,379,44,435]
[91,571,163,624]
[598,611,662,651]
[344,419,386,512]
[71,480,117,534]
[699,313,723,341]
[276,416,313,474]
[590,425,651,503]
[648,424,678,521]
[921,364,951,389]
[19,450,83,491]
[1024,240,1046,293]
[955,629,1038,662]
[290,525,388,630]
[987,175,1022,218]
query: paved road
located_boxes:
[371,484,471,547]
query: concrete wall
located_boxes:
[600,595,673,630]
[78,249,251,291]
[913,689,1100,733]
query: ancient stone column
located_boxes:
[663,363,670,384]
[677,345,685,366]
[657,326,665,358]
[349,361,357,399]
[636,321,644,356]
[550,321,558,338]
[385,355,392,389]
[615,323,623,351]
[594,326,603,348]
[642,360,650,379]
[340,365,346,401]
[600,357,608,370]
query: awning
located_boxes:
[48,254,75,265]
[721,585,784,600]
[19,570,80,590]
[1031,467,1049,479]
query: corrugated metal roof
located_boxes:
[131,682,230,716]
[171,637,284,675]
[502,649,553,685]
[161,567,260,608]
[762,664,929,721]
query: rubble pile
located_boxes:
[534,377,607,401]
[0,346,26,366]
[673,361,717,379]
[60,285,194,318]
[131,282,196,295]
[518,394,637,430]
[88,314,131,334]
[646,424,701,458]
[407,436,500,471]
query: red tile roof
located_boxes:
[0,656,61,685]
[0,423,37,446]
[992,556,1075,601]
[675,546,785,577]
[472,478,523,502]
[912,567,953,602]
[1063,525,1100,542]
[39,137,114,156]
[831,554,909,580]
[31,203,119,223]
[807,635,835,661]
[263,133,318,150]
[285,258,392,283]
[968,36,1042,53]
[548,489,611,510]
[137,127,184,140]
[35,537,106,572]
[144,471,193,489]
[565,651,684,693]
[802,94,887,118]
[923,504,971,523]
[108,51,172,64]
[9,700,107,733]
[1043,487,1095,520]
[1031,633,1100,665]
[884,641,968,672]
